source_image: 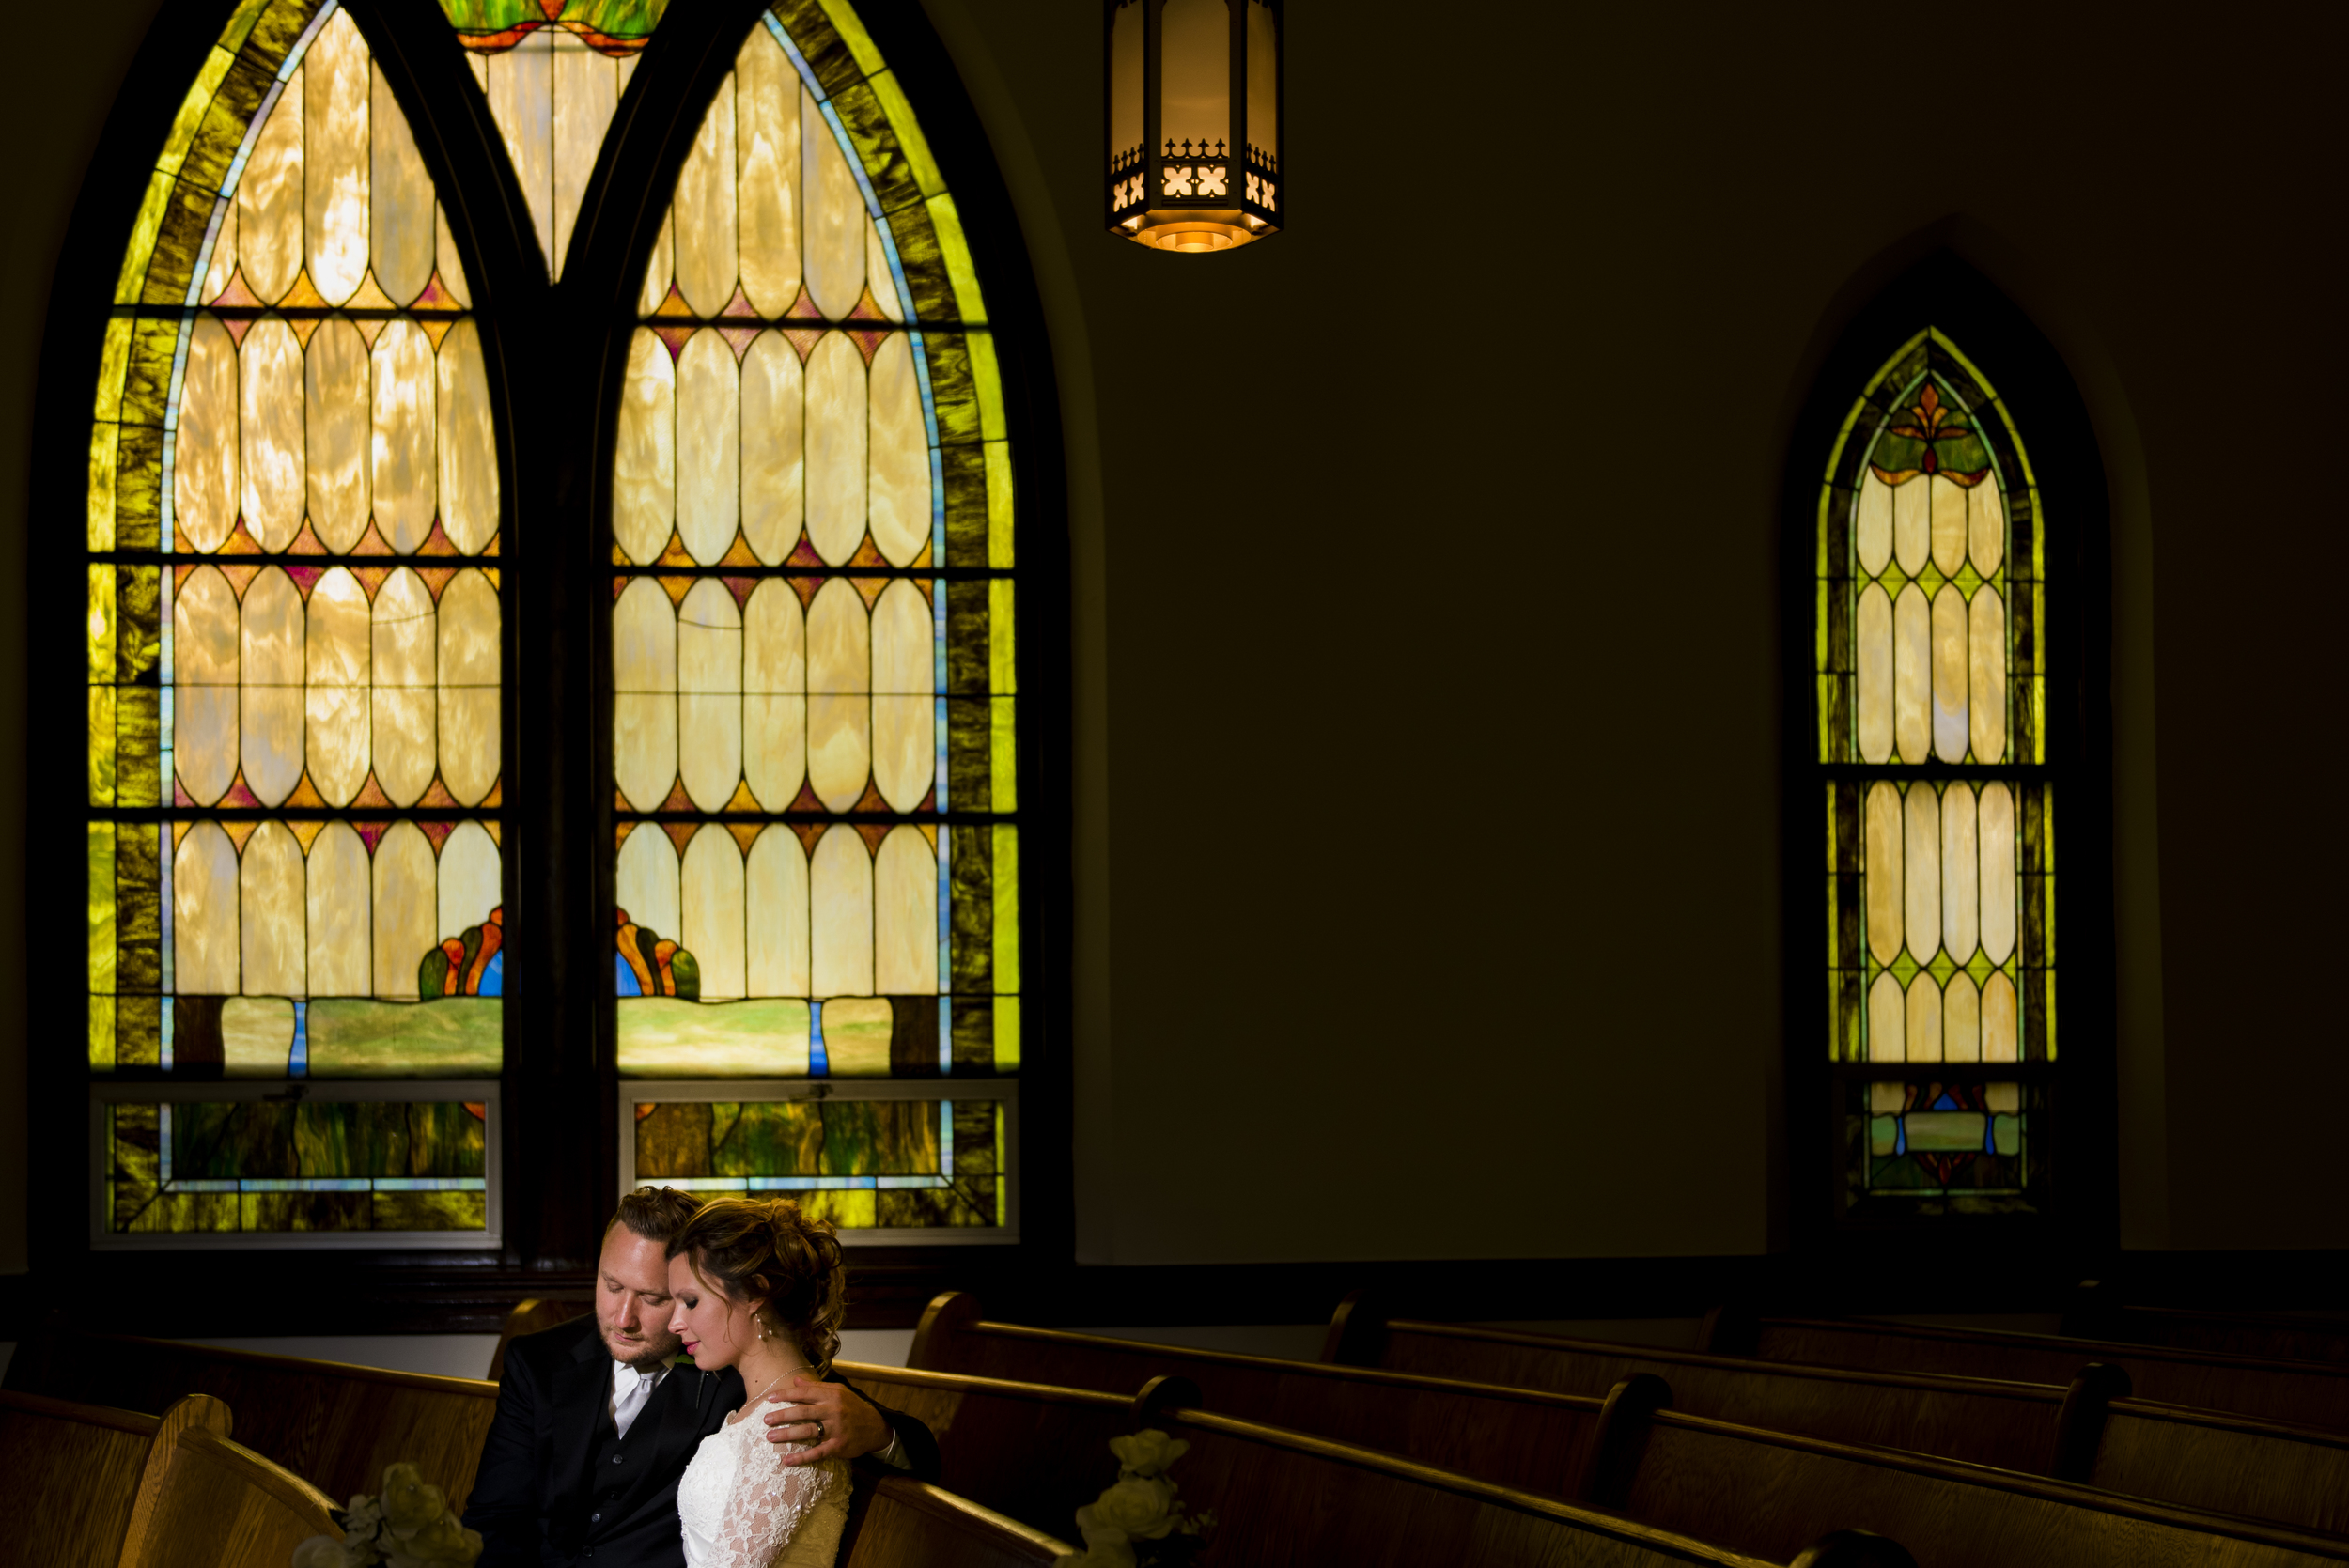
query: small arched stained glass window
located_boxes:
[89,2,503,1241]
[613,6,1019,1238]
[1818,331,2053,1218]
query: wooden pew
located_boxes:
[834,1358,1914,1568]
[3,1328,500,1513]
[1328,1299,2349,1535]
[1327,1307,2071,1471]
[908,1291,1612,1494]
[5,1389,339,1568]
[839,1476,1076,1566]
[1607,1389,2349,1568]
[1719,1315,2349,1432]
[2070,1306,2349,1371]
[487,1298,586,1380]
[117,1392,339,1568]
[2,1389,163,1568]
[910,1295,2349,1550]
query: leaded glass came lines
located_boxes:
[614,6,1017,1237]
[1817,330,2051,1217]
[87,0,500,1241]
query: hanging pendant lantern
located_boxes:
[1106,0,1283,253]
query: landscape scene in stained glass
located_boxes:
[631,1094,1001,1229]
[108,1098,487,1234]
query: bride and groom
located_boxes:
[463,1187,941,1567]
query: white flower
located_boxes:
[1109,1429,1189,1479]
[1053,1518,1140,1568]
[291,1535,346,1568]
[1077,1477,1179,1542]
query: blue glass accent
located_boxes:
[809,1001,830,1076]
[479,949,504,997]
[616,953,643,997]
[288,1000,308,1077]
[1893,1118,1907,1156]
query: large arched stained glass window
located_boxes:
[614,5,1018,1238]
[88,2,505,1243]
[1818,330,2052,1219]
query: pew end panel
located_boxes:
[1321,1287,1391,1368]
[118,1396,339,1568]
[839,1475,1076,1567]
[487,1298,588,1380]
[0,1389,163,1568]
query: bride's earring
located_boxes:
[755,1312,772,1341]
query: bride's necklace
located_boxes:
[740,1359,809,1416]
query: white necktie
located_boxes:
[612,1362,664,1439]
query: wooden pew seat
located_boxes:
[3,1329,500,1513]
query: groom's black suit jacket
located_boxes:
[463,1315,940,1568]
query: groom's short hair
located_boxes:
[607,1185,702,1245]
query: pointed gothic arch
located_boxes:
[34,0,1063,1298]
[1783,250,2116,1258]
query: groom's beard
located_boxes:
[603,1323,683,1371]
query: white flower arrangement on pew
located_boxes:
[291,1462,483,1568]
[1055,1429,1215,1568]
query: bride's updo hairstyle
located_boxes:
[667,1195,848,1374]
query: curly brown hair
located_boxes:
[666,1195,848,1374]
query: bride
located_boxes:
[667,1196,856,1567]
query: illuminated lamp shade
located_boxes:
[1106,0,1282,252]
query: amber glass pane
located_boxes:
[612,7,1017,1233]
[89,0,505,1248]
[1820,332,2048,1216]
[441,0,669,275]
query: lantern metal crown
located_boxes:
[1106,0,1283,253]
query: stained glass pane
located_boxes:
[615,7,1015,1239]
[89,1,503,1243]
[626,1091,1003,1231]
[1819,331,2049,1219]
[104,1096,490,1236]
[439,0,669,276]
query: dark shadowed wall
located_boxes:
[5,0,2342,1277]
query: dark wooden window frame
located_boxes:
[19,0,1073,1336]
[1778,251,2120,1279]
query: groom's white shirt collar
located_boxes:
[610,1359,670,1439]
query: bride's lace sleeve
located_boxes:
[708,1434,838,1568]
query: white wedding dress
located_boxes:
[677,1407,849,1568]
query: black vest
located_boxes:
[580,1374,665,1555]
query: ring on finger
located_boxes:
[811,1417,826,1441]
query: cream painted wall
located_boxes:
[4,1,2341,1275]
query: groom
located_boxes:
[464,1187,941,1567]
